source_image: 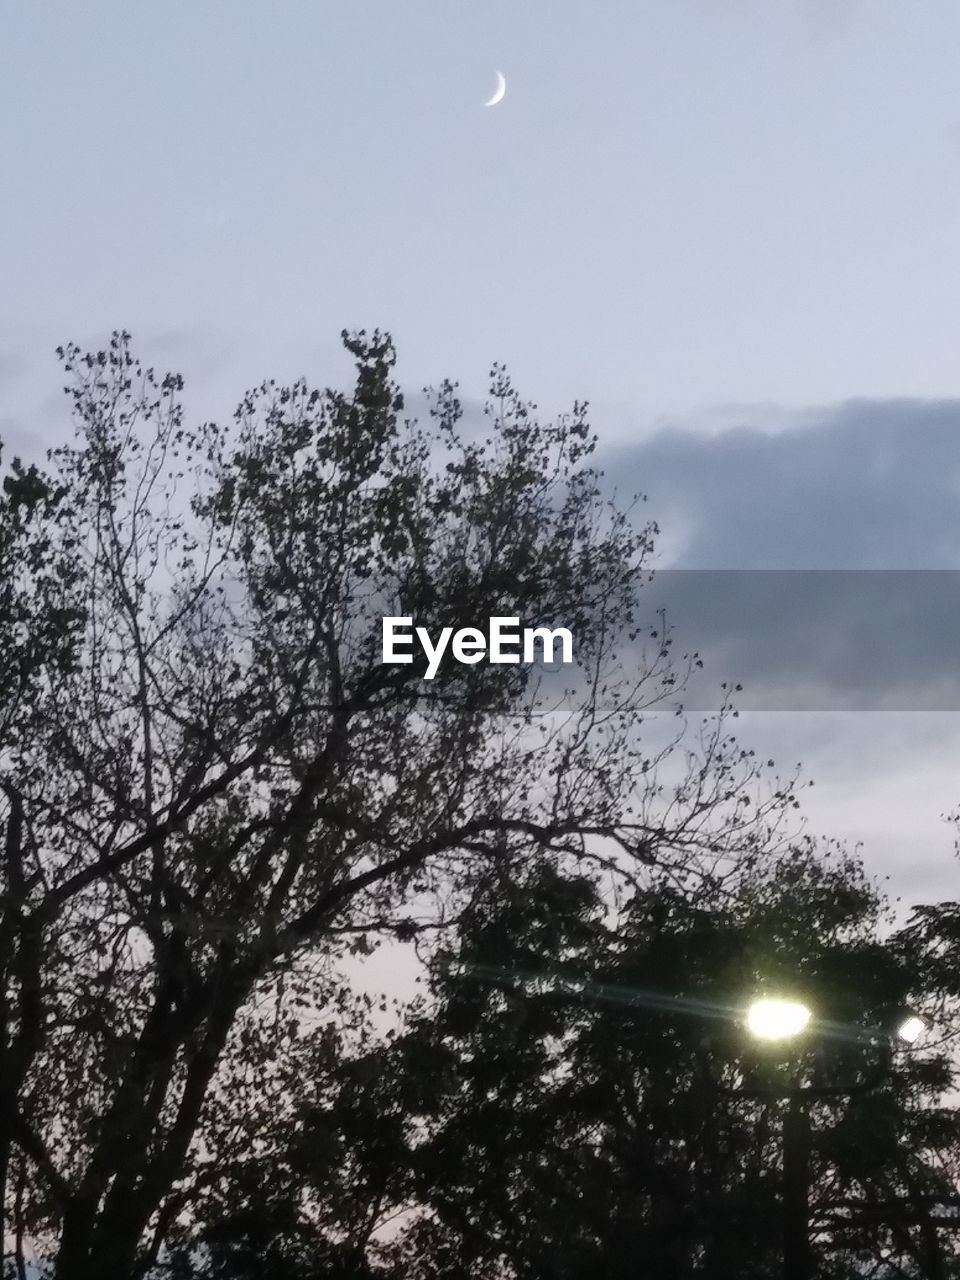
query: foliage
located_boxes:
[0,330,799,1278]
[175,847,960,1279]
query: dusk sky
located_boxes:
[4,0,960,907]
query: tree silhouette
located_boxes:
[0,330,799,1278]
[176,847,960,1278]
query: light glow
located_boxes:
[745,997,812,1041]
[896,1014,925,1045]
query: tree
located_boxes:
[0,330,798,1278]
[185,845,960,1279]
[0,442,84,1279]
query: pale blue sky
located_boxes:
[4,0,960,417]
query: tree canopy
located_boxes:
[0,330,809,1278]
[167,845,960,1279]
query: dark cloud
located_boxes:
[612,398,960,569]
[6,348,960,712]
[599,400,960,708]
[640,570,960,710]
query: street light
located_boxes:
[743,995,817,1280]
[738,997,927,1280]
[746,997,812,1042]
[895,1012,926,1045]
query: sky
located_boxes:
[3,0,960,909]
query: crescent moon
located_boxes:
[484,71,506,108]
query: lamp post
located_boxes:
[740,998,816,1280]
[734,997,925,1280]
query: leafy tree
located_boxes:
[0,442,84,1279]
[192,846,960,1279]
[0,330,797,1278]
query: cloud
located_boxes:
[613,398,960,569]
[599,399,960,709]
[640,570,960,711]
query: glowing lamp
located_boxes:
[746,997,812,1042]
